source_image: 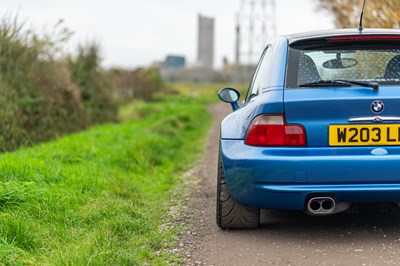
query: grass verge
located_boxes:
[0,93,212,265]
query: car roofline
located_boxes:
[285,28,400,44]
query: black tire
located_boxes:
[216,152,260,229]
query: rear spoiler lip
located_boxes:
[289,35,400,50]
[328,35,400,41]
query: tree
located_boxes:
[318,0,400,28]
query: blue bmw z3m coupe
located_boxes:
[217,29,400,229]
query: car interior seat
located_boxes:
[384,55,400,79]
[297,54,321,85]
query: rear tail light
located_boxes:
[245,115,306,146]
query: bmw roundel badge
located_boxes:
[371,100,384,113]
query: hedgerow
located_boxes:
[0,16,117,151]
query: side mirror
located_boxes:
[218,88,240,111]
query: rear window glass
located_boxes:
[286,45,400,88]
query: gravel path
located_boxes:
[179,102,400,266]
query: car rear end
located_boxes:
[222,29,400,215]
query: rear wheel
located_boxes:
[216,152,260,229]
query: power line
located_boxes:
[235,0,276,66]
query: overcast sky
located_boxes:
[2,0,334,69]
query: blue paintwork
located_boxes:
[285,86,400,147]
[220,36,289,139]
[221,139,400,209]
[261,36,288,88]
[229,101,240,111]
[219,32,400,212]
[221,89,284,139]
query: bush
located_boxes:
[69,42,117,124]
[134,67,167,101]
[108,67,168,103]
[0,16,117,151]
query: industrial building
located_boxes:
[164,55,186,69]
[197,14,214,69]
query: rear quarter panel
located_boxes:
[220,90,285,139]
[220,36,289,140]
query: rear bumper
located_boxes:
[221,139,400,210]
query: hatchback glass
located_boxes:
[286,46,400,88]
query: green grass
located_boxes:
[172,82,248,103]
[0,93,212,265]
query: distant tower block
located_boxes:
[236,0,276,65]
[197,14,215,69]
[235,13,241,65]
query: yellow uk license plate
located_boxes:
[329,124,400,146]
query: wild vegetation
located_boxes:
[318,0,400,28]
[107,67,169,103]
[0,91,214,265]
[0,13,236,265]
[0,17,117,152]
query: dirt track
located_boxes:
[180,102,400,266]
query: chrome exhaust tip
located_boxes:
[307,197,335,215]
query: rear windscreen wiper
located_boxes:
[300,79,379,91]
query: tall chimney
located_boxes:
[235,12,240,66]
